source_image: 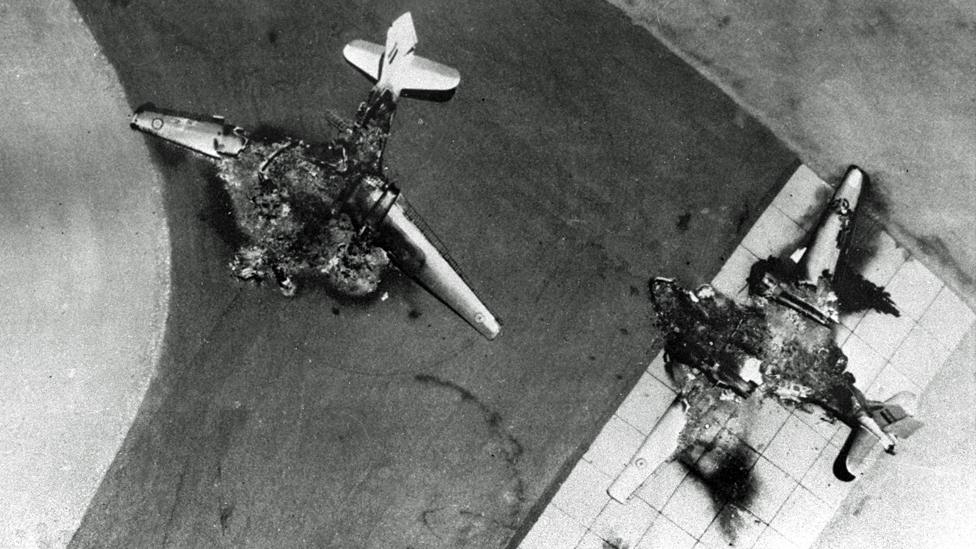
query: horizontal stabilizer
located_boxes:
[344,12,460,96]
[343,40,384,81]
[399,55,461,92]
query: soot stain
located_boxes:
[201,172,247,249]
[266,29,278,44]
[676,212,692,232]
[794,184,834,230]
[834,264,899,316]
[911,232,975,287]
[413,374,523,463]
[681,441,757,541]
[734,202,751,234]
[859,172,973,288]
[413,374,526,530]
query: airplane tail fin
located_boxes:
[343,12,460,97]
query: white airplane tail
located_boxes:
[343,12,460,97]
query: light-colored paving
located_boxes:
[0,2,169,546]
[519,166,975,549]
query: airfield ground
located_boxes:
[63,1,800,546]
[12,1,798,547]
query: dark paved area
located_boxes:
[70,1,795,547]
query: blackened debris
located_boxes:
[651,277,865,428]
[219,138,390,297]
[748,254,898,317]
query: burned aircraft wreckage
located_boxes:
[127,11,926,543]
[131,13,499,339]
[611,169,923,538]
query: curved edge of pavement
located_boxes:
[0,2,170,546]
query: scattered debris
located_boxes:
[218,131,390,298]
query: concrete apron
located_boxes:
[0,1,170,546]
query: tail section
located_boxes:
[343,12,460,98]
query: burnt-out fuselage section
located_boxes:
[219,91,401,298]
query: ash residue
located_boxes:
[218,138,389,297]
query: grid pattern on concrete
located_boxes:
[519,166,976,549]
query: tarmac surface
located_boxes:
[69,1,795,547]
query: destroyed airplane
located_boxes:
[130,13,500,339]
[611,167,923,509]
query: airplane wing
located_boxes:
[343,40,384,81]
[607,397,686,502]
[130,105,247,159]
[800,167,864,283]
